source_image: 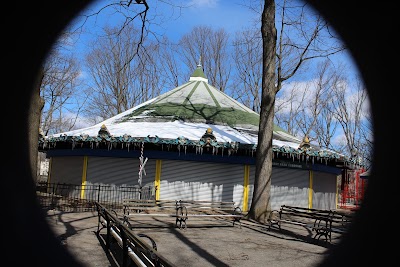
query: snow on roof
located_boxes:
[51,120,259,145]
[40,63,353,163]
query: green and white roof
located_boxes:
[40,64,349,162]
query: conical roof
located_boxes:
[40,63,356,164]
[117,63,261,131]
[44,64,305,148]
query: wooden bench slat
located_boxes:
[268,205,353,244]
[122,199,243,229]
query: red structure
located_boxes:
[338,168,368,210]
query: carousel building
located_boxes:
[38,63,358,211]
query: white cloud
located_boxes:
[276,80,314,115]
[188,0,219,8]
[331,130,346,145]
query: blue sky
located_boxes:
[155,0,259,41]
[68,0,359,75]
[69,0,260,54]
[61,0,366,147]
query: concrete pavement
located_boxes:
[45,210,345,267]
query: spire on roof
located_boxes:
[189,58,208,83]
[299,135,311,150]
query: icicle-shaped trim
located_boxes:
[38,134,359,168]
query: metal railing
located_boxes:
[96,202,175,267]
[36,182,155,212]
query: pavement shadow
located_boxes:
[151,218,231,267]
[47,211,98,245]
[240,219,333,249]
[125,216,235,266]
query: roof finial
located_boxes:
[189,55,208,82]
[299,134,311,150]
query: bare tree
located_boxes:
[275,82,309,135]
[208,28,231,91]
[275,58,371,168]
[295,60,336,140]
[159,37,184,88]
[178,26,231,91]
[40,34,84,136]
[249,0,345,223]
[358,104,373,169]
[314,103,339,149]
[76,0,192,123]
[84,24,164,122]
[330,75,370,166]
[134,42,165,101]
[33,32,84,183]
[232,29,263,113]
[73,0,150,57]
[29,67,45,183]
[311,61,342,149]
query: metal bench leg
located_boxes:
[234,218,242,228]
[176,205,187,229]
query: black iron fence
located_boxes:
[36,182,155,212]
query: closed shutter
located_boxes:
[312,171,337,210]
[271,167,309,209]
[248,166,309,210]
[50,156,83,185]
[159,159,244,206]
[86,156,156,187]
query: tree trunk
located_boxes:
[248,0,277,224]
[28,67,45,184]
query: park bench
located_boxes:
[95,202,175,267]
[122,199,184,228]
[122,199,243,229]
[267,205,335,243]
[175,200,243,229]
[122,199,178,216]
[329,209,353,235]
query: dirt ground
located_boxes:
[44,209,349,267]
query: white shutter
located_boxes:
[158,159,244,206]
[86,156,156,187]
[248,166,309,210]
[312,171,337,210]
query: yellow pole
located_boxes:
[336,175,339,209]
[243,165,250,212]
[308,170,313,209]
[47,158,52,193]
[155,160,162,200]
[80,156,88,199]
